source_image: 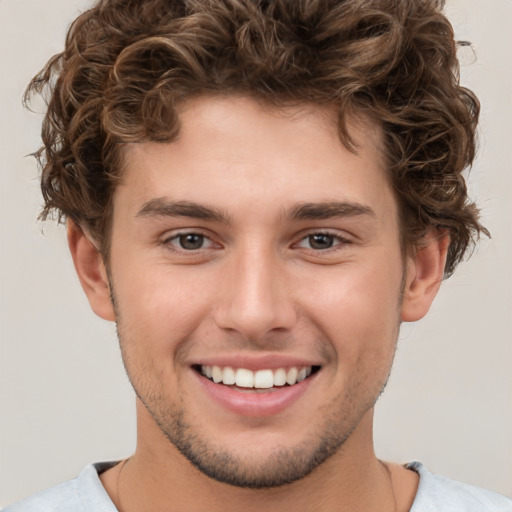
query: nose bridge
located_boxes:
[214,238,295,340]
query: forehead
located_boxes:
[115,95,394,223]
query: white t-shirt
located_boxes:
[4,461,512,511]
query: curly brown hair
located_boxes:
[26,0,488,276]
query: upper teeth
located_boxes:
[201,365,313,388]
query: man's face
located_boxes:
[107,96,406,487]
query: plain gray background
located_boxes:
[1,0,511,505]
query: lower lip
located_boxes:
[193,370,317,417]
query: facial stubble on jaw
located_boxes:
[107,271,404,490]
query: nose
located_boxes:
[213,243,297,343]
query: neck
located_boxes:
[104,409,399,512]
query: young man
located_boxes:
[4,0,511,510]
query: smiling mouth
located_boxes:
[193,365,321,391]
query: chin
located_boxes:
[168,424,347,489]
[139,387,376,489]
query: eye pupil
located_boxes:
[309,234,334,250]
[179,234,204,250]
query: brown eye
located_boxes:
[296,232,351,253]
[307,234,335,250]
[165,232,213,251]
[177,234,205,250]
[162,231,220,257]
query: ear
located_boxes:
[401,229,450,322]
[67,220,116,321]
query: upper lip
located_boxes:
[191,353,323,371]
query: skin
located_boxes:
[69,95,448,512]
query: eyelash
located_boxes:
[162,230,352,253]
[295,232,352,252]
[163,231,217,252]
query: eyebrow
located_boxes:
[286,201,375,221]
[137,198,231,223]
[136,198,375,224]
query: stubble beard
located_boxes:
[147,398,359,488]
[117,332,396,489]
[109,275,402,490]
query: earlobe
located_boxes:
[401,230,450,322]
[67,220,116,321]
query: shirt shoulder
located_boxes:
[2,462,118,512]
[408,461,512,512]
[3,479,81,512]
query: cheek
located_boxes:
[112,263,213,357]
[297,262,402,359]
